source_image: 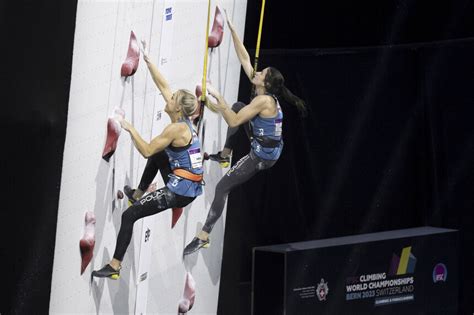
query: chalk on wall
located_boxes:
[121,30,140,77]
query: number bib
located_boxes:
[188,148,202,169]
[274,118,283,137]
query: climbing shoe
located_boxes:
[207,151,230,168]
[183,237,210,256]
[91,264,121,280]
[124,185,137,206]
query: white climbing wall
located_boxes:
[49,0,248,314]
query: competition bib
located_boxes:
[188,148,202,169]
[274,118,283,137]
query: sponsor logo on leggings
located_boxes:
[226,155,249,176]
[140,189,165,205]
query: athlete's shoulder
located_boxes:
[251,94,273,107]
[162,122,185,137]
[168,121,188,130]
[254,94,273,101]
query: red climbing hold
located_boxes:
[178,272,196,314]
[102,108,125,162]
[80,211,96,275]
[195,84,203,99]
[208,6,224,48]
[121,30,140,77]
[172,207,184,228]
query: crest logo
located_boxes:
[317,278,329,301]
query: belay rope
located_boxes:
[251,0,266,99]
[196,0,212,136]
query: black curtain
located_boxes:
[0,0,77,314]
[421,40,474,312]
[218,40,474,314]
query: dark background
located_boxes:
[218,0,474,314]
[1,0,474,314]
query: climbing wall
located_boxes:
[49,0,248,314]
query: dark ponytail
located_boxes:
[264,67,307,117]
[281,85,307,117]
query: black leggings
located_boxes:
[202,150,276,234]
[201,102,275,233]
[137,151,171,192]
[113,186,195,261]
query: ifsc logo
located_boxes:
[432,263,447,283]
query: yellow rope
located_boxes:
[201,0,212,101]
[254,0,266,74]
